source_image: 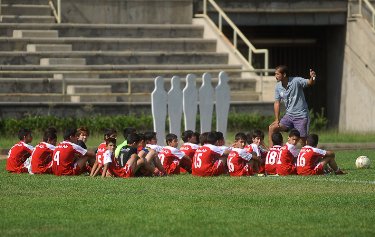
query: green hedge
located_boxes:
[0,111,327,136]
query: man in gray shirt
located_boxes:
[268,65,316,146]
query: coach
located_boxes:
[268,65,316,146]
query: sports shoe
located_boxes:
[334,169,346,175]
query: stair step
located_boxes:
[1,4,51,16]
[40,58,87,66]
[1,15,55,23]
[2,0,48,4]
[67,85,112,94]
[27,44,73,52]
[69,95,117,103]
[13,30,58,38]
[53,73,100,79]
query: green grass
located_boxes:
[0,150,374,237]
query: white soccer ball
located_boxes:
[355,156,371,169]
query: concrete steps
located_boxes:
[27,44,73,52]
[0,37,217,52]
[1,16,55,23]
[40,58,87,66]
[0,23,204,38]
[1,4,52,16]
[0,51,228,65]
[13,30,59,38]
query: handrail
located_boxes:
[349,0,375,32]
[199,0,269,74]
[48,0,61,24]
[0,0,2,23]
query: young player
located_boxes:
[90,128,117,177]
[297,134,345,175]
[265,132,283,175]
[192,132,228,177]
[6,128,34,173]
[77,126,90,149]
[137,132,166,176]
[180,130,199,173]
[227,132,255,176]
[52,128,89,176]
[276,129,300,176]
[30,130,57,174]
[104,133,149,178]
[115,127,136,159]
[244,130,263,173]
[158,133,192,175]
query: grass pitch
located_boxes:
[0,150,374,237]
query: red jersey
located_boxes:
[96,142,107,165]
[265,145,282,175]
[52,141,87,176]
[30,142,55,174]
[297,146,326,175]
[6,141,34,173]
[244,144,261,156]
[180,142,199,159]
[276,143,298,176]
[227,148,253,176]
[105,149,135,178]
[158,146,185,175]
[192,144,225,177]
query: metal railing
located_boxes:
[349,0,375,32]
[197,0,269,74]
[48,0,61,24]
[0,0,2,23]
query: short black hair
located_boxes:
[123,127,136,139]
[276,65,288,75]
[127,133,141,145]
[181,130,194,143]
[103,128,117,140]
[206,132,217,145]
[289,129,300,138]
[194,132,200,144]
[144,131,157,142]
[105,137,117,146]
[306,134,319,147]
[18,128,32,140]
[252,129,264,139]
[63,128,77,140]
[215,131,224,141]
[43,130,57,142]
[234,132,247,142]
[199,132,209,146]
[271,132,283,146]
[166,133,178,144]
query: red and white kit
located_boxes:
[297,146,326,175]
[227,148,253,176]
[30,142,55,174]
[158,146,186,175]
[276,143,298,176]
[6,141,34,173]
[105,150,134,178]
[192,144,225,177]
[52,141,87,176]
[265,145,282,175]
[180,142,199,159]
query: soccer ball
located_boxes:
[355,156,371,169]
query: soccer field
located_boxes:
[0,150,374,237]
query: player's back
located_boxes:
[265,145,282,175]
[30,142,55,174]
[6,141,34,173]
[227,148,252,176]
[96,142,107,165]
[180,142,199,159]
[297,146,325,175]
[192,144,223,176]
[52,141,86,176]
[276,143,298,176]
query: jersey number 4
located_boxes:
[53,151,60,166]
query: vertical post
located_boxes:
[218,13,222,31]
[359,0,362,16]
[0,0,2,23]
[248,48,252,69]
[373,12,375,30]
[233,31,237,48]
[260,72,264,102]
[203,0,207,15]
[265,51,269,76]
[57,0,61,24]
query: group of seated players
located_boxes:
[5,126,345,178]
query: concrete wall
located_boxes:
[340,17,375,132]
[59,0,192,24]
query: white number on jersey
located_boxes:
[277,150,283,164]
[159,154,165,165]
[227,156,234,172]
[297,152,306,167]
[53,151,60,166]
[266,151,278,165]
[194,153,202,168]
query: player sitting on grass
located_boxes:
[265,132,283,175]
[158,133,192,175]
[180,130,199,173]
[6,128,34,173]
[192,131,229,177]
[227,132,255,177]
[297,133,345,175]
[90,128,117,177]
[104,133,152,178]
[30,129,57,174]
[115,127,136,159]
[245,129,263,173]
[52,128,90,176]
[276,129,300,176]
